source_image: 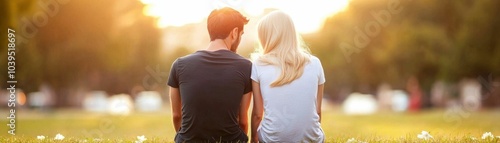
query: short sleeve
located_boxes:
[167,59,180,88]
[243,62,253,94]
[317,58,326,85]
[251,62,259,83]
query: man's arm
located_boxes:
[251,81,264,143]
[170,87,182,132]
[317,84,324,123]
[239,92,252,134]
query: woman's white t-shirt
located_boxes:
[251,56,325,143]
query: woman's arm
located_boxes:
[317,84,324,123]
[251,80,264,143]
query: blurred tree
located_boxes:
[305,0,500,103]
[2,0,161,107]
[449,0,500,80]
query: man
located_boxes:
[167,7,252,143]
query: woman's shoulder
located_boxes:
[308,55,322,65]
[251,58,274,66]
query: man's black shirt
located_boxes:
[168,50,252,142]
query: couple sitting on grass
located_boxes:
[168,7,326,143]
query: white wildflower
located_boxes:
[417,130,433,140]
[37,135,46,140]
[135,135,147,143]
[346,138,366,143]
[346,138,357,143]
[482,132,494,139]
[54,133,65,140]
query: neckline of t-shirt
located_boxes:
[198,49,231,53]
[197,49,232,53]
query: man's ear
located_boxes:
[231,27,239,39]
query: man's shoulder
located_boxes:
[234,56,252,65]
[221,51,252,66]
[177,52,201,61]
[234,58,252,71]
[174,51,207,66]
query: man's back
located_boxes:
[168,50,252,142]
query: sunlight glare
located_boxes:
[140,0,350,33]
[141,0,213,27]
[278,0,350,33]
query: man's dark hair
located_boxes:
[207,7,249,41]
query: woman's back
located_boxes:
[251,56,325,142]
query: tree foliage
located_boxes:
[305,0,500,98]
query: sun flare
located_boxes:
[140,0,350,34]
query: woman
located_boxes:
[251,11,326,143]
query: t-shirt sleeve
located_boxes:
[317,58,326,85]
[167,59,180,88]
[243,62,253,94]
[250,62,259,83]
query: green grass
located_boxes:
[1,107,500,142]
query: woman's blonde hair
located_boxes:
[252,11,311,87]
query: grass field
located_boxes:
[1,106,500,142]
